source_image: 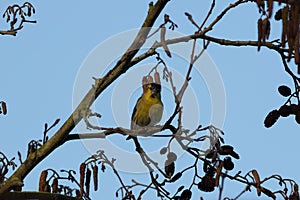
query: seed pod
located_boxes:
[85,168,91,197]
[257,18,263,51]
[93,165,98,191]
[154,71,161,85]
[291,1,299,40]
[279,105,291,117]
[264,110,280,128]
[142,76,148,91]
[180,189,192,200]
[165,161,175,178]
[170,172,182,182]
[79,163,86,196]
[160,147,167,155]
[278,85,291,97]
[167,152,177,162]
[51,178,58,193]
[287,6,295,60]
[198,174,216,192]
[294,30,299,64]
[262,18,270,42]
[39,170,48,192]
[295,110,300,124]
[223,157,234,171]
[252,170,261,196]
[281,6,289,47]
[267,0,273,17]
[290,104,299,114]
[147,75,153,84]
[256,0,265,13]
[1,102,7,115]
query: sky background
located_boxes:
[0,0,299,199]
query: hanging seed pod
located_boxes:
[160,26,172,57]
[170,172,182,182]
[198,174,216,192]
[147,75,153,84]
[180,189,192,200]
[142,76,148,91]
[51,178,58,193]
[154,71,161,85]
[267,0,273,17]
[257,18,263,51]
[274,9,282,21]
[256,0,265,13]
[262,18,270,42]
[264,110,280,128]
[295,110,300,124]
[294,30,299,64]
[85,168,92,197]
[79,163,86,196]
[165,161,175,178]
[281,6,289,47]
[1,102,7,115]
[39,170,48,192]
[223,157,234,171]
[92,165,98,191]
[252,170,261,196]
[287,7,295,61]
[291,1,299,40]
[279,105,291,117]
[278,85,291,97]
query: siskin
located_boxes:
[131,83,163,133]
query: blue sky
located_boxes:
[0,1,299,199]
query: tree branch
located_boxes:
[0,0,170,195]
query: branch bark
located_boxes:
[0,0,170,195]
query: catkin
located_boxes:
[79,163,86,196]
[93,165,98,191]
[39,170,48,192]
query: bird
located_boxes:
[129,82,163,137]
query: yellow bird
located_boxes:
[131,83,163,133]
